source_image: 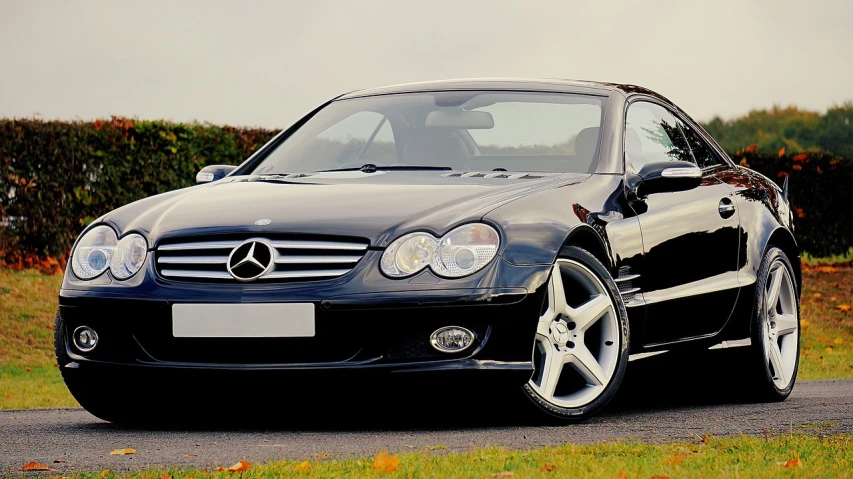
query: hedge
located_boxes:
[1,118,851,264]
[0,117,276,264]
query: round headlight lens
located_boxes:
[432,224,499,277]
[380,232,437,277]
[110,234,148,279]
[380,224,500,279]
[71,225,118,280]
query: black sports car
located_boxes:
[57,79,801,422]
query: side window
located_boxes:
[677,119,724,169]
[625,102,693,171]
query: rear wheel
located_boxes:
[522,247,630,420]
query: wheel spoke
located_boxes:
[775,313,798,336]
[549,265,569,317]
[539,346,569,399]
[567,294,611,332]
[568,345,606,386]
[766,267,784,310]
[766,337,786,385]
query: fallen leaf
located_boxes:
[216,467,226,472]
[650,476,670,479]
[805,353,823,360]
[800,319,810,330]
[21,462,54,471]
[784,457,802,468]
[294,460,312,474]
[837,304,852,313]
[778,147,786,157]
[816,266,841,274]
[371,451,400,474]
[99,470,111,477]
[227,461,251,473]
[109,448,137,456]
[812,292,822,298]
[161,474,172,479]
[541,463,556,472]
[834,337,843,345]
[663,455,684,465]
[186,453,197,457]
[616,472,629,479]
[492,473,514,478]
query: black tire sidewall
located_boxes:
[522,246,630,420]
[749,247,800,400]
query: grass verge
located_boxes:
[22,434,853,478]
[1,266,851,410]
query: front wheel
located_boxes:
[741,247,801,401]
[522,247,630,420]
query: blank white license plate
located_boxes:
[172,303,315,338]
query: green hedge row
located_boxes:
[1,118,851,261]
[0,118,276,260]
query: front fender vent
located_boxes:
[616,266,641,303]
[441,171,557,180]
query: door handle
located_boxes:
[718,198,736,218]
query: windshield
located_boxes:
[251,91,604,175]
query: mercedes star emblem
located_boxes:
[254,218,272,226]
[226,240,275,281]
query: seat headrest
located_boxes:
[575,127,600,162]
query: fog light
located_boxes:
[429,326,475,353]
[72,326,99,352]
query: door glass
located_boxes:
[625,102,693,170]
[678,120,725,169]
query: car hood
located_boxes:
[105,171,589,247]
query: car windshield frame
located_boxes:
[246,90,607,175]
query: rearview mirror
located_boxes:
[631,161,702,197]
[196,164,237,184]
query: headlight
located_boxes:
[380,224,499,278]
[71,225,147,280]
[110,234,148,279]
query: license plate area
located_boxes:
[172,303,315,338]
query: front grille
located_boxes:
[155,235,369,283]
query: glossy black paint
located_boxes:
[59,78,798,377]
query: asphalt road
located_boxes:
[2,367,852,473]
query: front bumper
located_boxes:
[58,255,550,378]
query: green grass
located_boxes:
[802,248,853,267]
[39,434,853,479]
[1,266,851,410]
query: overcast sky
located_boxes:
[1,0,850,129]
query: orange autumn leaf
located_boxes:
[800,319,810,330]
[837,304,852,313]
[777,171,788,178]
[616,472,629,479]
[161,474,172,479]
[784,457,802,468]
[805,353,823,360]
[739,158,750,167]
[21,462,54,471]
[663,455,684,465]
[746,144,758,152]
[294,460,313,474]
[815,266,841,274]
[109,448,138,455]
[372,451,400,474]
[778,147,786,157]
[227,461,251,473]
[793,153,808,162]
[792,207,805,218]
[651,476,671,479]
[217,467,226,472]
[792,164,802,171]
[541,462,556,472]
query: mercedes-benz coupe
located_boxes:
[56,79,801,422]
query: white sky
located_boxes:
[1,0,850,129]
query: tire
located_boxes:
[54,311,142,424]
[521,246,630,420]
[739,247,801,401]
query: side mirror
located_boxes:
[196,165,237,184]
[630,161,702,197]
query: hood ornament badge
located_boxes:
[254,218,271,226]
[227,240,275,281]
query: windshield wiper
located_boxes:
[317,164,453,173]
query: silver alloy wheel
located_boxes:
[528,259,620,409]
[764,260,799,389]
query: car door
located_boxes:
[625,100,741,345]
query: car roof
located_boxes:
[337,78,673,104]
